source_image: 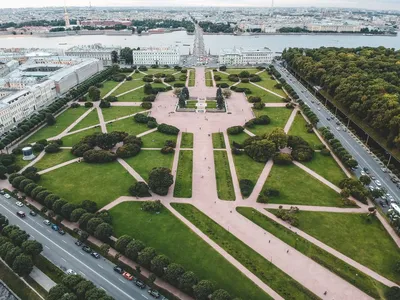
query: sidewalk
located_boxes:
[30,266,57,292]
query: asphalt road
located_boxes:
[274,62,400,211]
[0,195,164,300]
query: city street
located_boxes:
[274,62,400,211]
[0,194,163,300]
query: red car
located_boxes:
[122,272,133,281]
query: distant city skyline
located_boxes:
[2,0,400,11]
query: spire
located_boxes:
[64,0,70,27]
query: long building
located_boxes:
[65,44,120,66]
[219,47,274,66]
[0,56,102,133]
[132,46,180,66]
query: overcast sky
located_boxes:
[2,0,400,10]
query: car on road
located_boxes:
[113,266,123,274]
[122,272,134,281]
[0,190,4,195]
[379,200,386,207]
[336,127,341,131]
[381,167,388,173]
[360,171,366,176]
[82,246,92,253]
[375,180,382,187]
[75,240,82,246]
[15,201,23,207]
[370,175,376,180]
[135,280,146,289]
[66,269,77,275]
[326,117,331,121]
[51,224,59,231]
[4,193,10,199]
[43,220,51,226]
[29,211,37,216]
[368,185,375,191]
[91,252,100,259]
[17,211,26,218]
[58,229,65,235]
[148,289,160,298]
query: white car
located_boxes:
[4,194,10,199]
[375,180,382,187]
[43,220,51,226]
[360,171,366,176]
[16,201,23,207]
[368,185,375,191]
[336,127,341,131]
[66,269,77,275]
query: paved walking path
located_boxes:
[223,131,242,201]
[56,107,95,138]
[251,82,285,99]
[37,158,80,175]
[210,69,216,87]
[284,107,299,133]
[30,266,57,292]
[109,102,143,106]
[115,85,144,98]
[103,70,136,99]
[96,106,107,133]
[117,158,147,183]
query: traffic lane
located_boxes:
[274,64,400,200]
[0,199,150,300]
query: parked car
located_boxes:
[368,185,375,191]
[148,289,160,298]
[91,252,100,259]
[29,211,37,216]
[51,224,59,231]
[58,229,65,235]
[16,211,26,218]
[113,266,123,274]
[43,220,51,226]
[66,269,77,275]
[122,272,134,281]
[0,190,5,195]
[4,194,10,199]
[16,201,23,207]
[75,240,82,246]
[375,180,382,187]
[82,246,92,253]
[135,280,146,289]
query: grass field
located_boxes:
[236,83,284,103]
[142,68,177,75]
[288,114,323,149]
[117,87,147,102]
[70,109,99,131]
[206,101,217,109]
[102,106,145,122]
[212,132,226,149]
[15,152,38,168]
[61,127,102,147]
[258,72,287,97]
[188,69,195,87]
[186,100,197,109]
[262,164,344,207]
[237,207,390,299]
[205,70,213,87]
[172,203,318,300]
[110,202,270,300]
[112,80,145,96]
[40,161,133,208]
[106,117,150,136]
[226,68,259,75]
[289,211,400,284]
[232,153,265,196]
[34,150,75,171]
[25,107,89,143]
[181,132,194,148]
[250,107,293,136]
[227,131,250,146]
[302,152,347,186]
[124,150,174,182]
[174,150,193,198]
[214,151,235,200]
[100,80,120,98]
[140,131,177,148]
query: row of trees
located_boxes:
[131,19,195,33]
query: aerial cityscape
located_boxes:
[0,1,400,300]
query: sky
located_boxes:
[2,0,400,11]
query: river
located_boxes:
[1,30,400,54]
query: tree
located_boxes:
[12,254,33,276]
[216,94,224,110]
[150,254,171,276]
[86,218,104,234]
[125,240,145,261]
[62,274,84,291]
[70,208,87,222]
[120,47,133,64]
[100,244,110,256]
[111,50,119,63]
[0,242,14,259]
[46,113,56,125]
[48,284,71,300]
[0,214,9,229]
[53,199,68,215]
[94,222,113,241]
[178,92,186,108]
[181,86,190,100]
[144,83,153,95]
[88,86,100,101]
[164,263,185,286]
[148,167,174,196]
[78,213,95,230]
[81,200,98,213]
[273,153,292,165]
[244,139,276,162]
[61,203,77,220]
[386,287,400,300]
[5,246,22,266]
[222,89,231,99]
[75,280,95,299]
[137,247,157,268]
[21,240,43,257]
[148,273,157,288]
[359,175,371,185]
[45,143,61,153]
[267,128,288,150]
[211,289,231,300]
[129,182,151,197]
[193,280,215,300]
[115,235,133,253]
[179,271,198,294]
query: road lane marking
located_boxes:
[44,246,50,250]
[141,295,148,299]
[0,203,137,300]
[61,258,66,262]
[97,264,103,269]
[79,252,85,256]
[62,240,67,244]
[119,279,125,283]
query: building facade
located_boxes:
[65,44,120,66]
[132,46,180,66]
[219,47,273,66]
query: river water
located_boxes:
[0,30,400,54]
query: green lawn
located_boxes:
[205,70,213,87]
[302,152,347,186]
[258,72,287,97]
[236,83,284,103]
[70,109,99,132]
[40,161,133,208]
[213,71,231,84]
[172,203,318,300]
[232,153,265,197]
[34,150,75,171]
[181,132,194,148]
[212,132,226,149]
[106,118,150,136]
[112,80,145,96]
[124,150,174,182]
[237,207,390,299]
[250,107,293,136]
[25,107,89,143]
[290,211,400,284]
[186,100,197,109]
[140,131,177,148]
[117,87,147,102]
[226,68,259,75]
[214,151,235,200]
[206,101,217,109]
[61,127,102,147]
[288,114,323,149]
[102,106,145,122]
[15,152,38,168]
[174,150,193,198]
[100,80,120,98]
[110,202,269,300]
[142,68,177,75]
[227,131,250,146]
[188,69,195,87]
[262,164,344,207]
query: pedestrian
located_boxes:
[269,240,270,243]
[287,249,289,253]
[324,291,327,295]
